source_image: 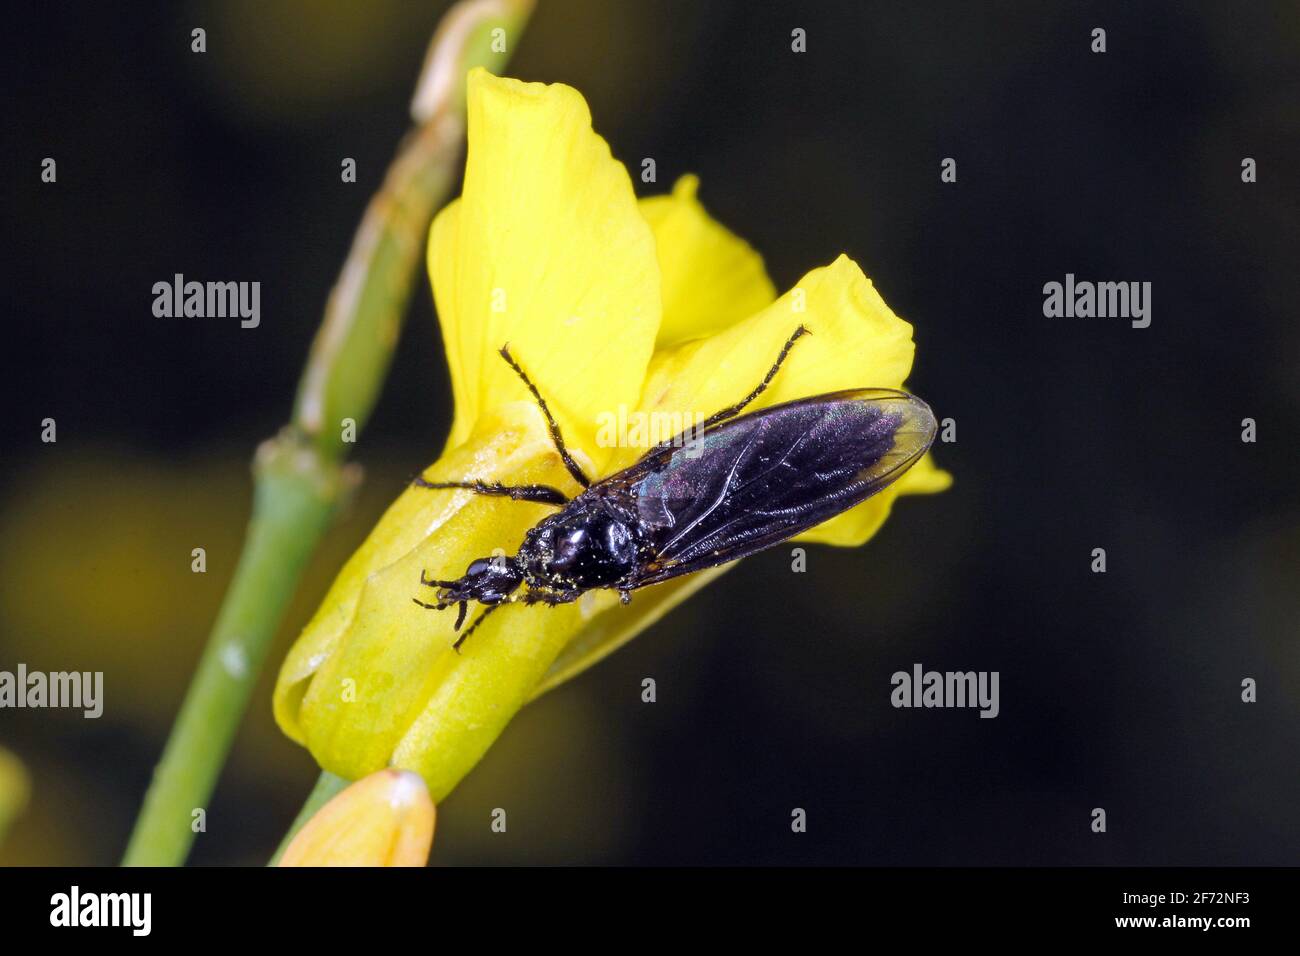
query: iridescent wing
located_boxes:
[606,388,936,587]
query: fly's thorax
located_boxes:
[517,503,640,590]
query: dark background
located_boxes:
[1,0,1297,865]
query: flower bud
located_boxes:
[278,769,434,867]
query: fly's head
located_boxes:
[415,555,524,636]
[436,556,524,607]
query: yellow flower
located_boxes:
[277,770,434,867]
[273,69,950,801]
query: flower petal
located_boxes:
[277,769,434,867]
[430,69,661,466]
[532,566,727,700]
[608,254,916,473]
[278,402,582,784]
[390,583,613,800]
[639,175,777,347]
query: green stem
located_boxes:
[122,0,535,867]
[123,435,351,866]
[267,771,350,866]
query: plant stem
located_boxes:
[123,436,350,866]
[122,0,534,867]
[267,771,350,866]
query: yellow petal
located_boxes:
[390,580,613,797]
[277,769,434,867]
[275,401,584,784]
[430,69,661,467]
[640,175,777,347]
[533,566,727,700]
[609,254,916,473]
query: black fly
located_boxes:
[412,326,937,650]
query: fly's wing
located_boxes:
[621,389,936,587]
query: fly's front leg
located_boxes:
[696,325,810,432]
[412,476,569,506]
[496,345,593,490]
[452,603,502,652]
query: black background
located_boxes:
[1,0,1297,866]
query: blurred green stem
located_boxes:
[267,771,349,866]
[122,0,534,867]
[123,438,349,867]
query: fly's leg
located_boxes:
[412,566,507,649]
[411,476,568,506]
[410,585,463,628]
[497,345,592,489]
[411,598,449,610]
[452,603,502,652]
[451,585,588,652]
[519,587,583,606]
[695,325,810,432]
[419,570,460,589]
